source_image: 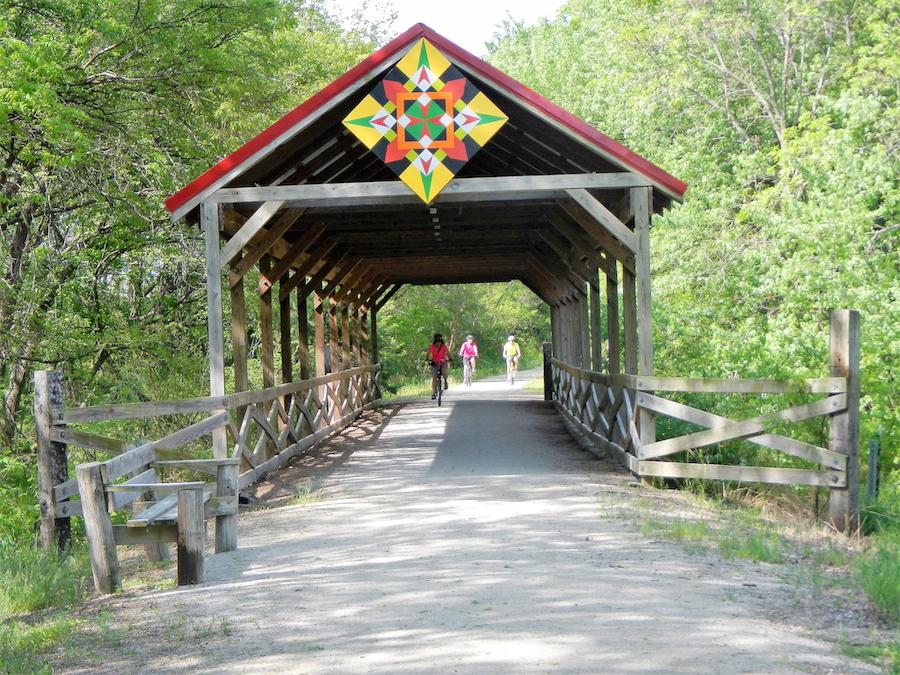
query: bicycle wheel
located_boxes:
[464,361,473,387]
[437,373,442,406]
[506,359,514,385]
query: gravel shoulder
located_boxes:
[55,371,883,674]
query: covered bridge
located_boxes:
[36,24,858,593]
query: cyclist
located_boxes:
[427,333,450,399]
[458,334,478,375]
[503,335,521,384]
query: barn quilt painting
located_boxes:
[342,38,507,203]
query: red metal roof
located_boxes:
[165,23,686,217]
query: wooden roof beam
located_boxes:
[257,222,325,293]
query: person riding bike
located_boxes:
[458,334,478,374]
[427,333,450,399]
[503,335,521,383]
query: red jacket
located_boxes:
[428,343,449,363]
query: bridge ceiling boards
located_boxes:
[167,24,687,304]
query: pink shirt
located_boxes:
[459,342,478,359]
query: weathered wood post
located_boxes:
[215,461,239,553]
[297,291,311,380]
[176,486,206,585]
[828,309,860,532]
[76,462,121,593]
[542,342,553,401]
[35,370,71,553]
[606,259,620,374]
[202,201,228,459]
[370,308,379,365]
[632,186,655,448]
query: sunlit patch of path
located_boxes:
[73,371,873,674]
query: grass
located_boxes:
[855,533,900,623]
[0,616,75,674]
[641,518,710,554]
[0,545,90,617]
[286,487,326,506]
[840,640,900,674]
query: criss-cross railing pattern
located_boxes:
[551,358,850,487]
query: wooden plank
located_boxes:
[636,393,847,470]
[632,186,654,447]
[76,463,120,593]
[259,255,276,389]
[828,310,860,531]
[209,174,652,205]
[639,395,847,460]
[49,427,127,454]
[54,397,227,424]
[280,277,293,387]
[219,200,285,268]
[103,411,230,481]
[632,375,847,394]
[548,215,616,278]
[558,202,635,272]
[230,256,249,395]
[277,239,337,299]
[229,210,304,282]
[126,492,177,527]
[108,468,158,510]
[34,370,70,552]
[297,290,311,379]
[176,488,205,585]
[638,461,845,487]
[106,481,206,493]
[152,459,240,469]
[203,201,228,459]
[565,189,637,252]
[258,220,322,294]
[605,260,619,374]
[622,267,637,374]
[215,462,239,553]
[112,524,178,546]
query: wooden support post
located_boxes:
[314,290,327,377]
[280,277,293,385]
[370,308,379,364]
[340,304,352,370]
[632,186,655,447]
[543,342,553,401]
[589,275,602,371]
[622,267,637,374]
[76,462,121,594]
[259,255,275,389]
[176,487,205,585]
[828,309,860,533]
[550,304,558,359]
[328,298,340,373]
[354,306,364,366]
[297,290,310,380]
[35,370,70,553]
[360,307,370,364]
[202,202,228,458]
[229,262,249,395]
[579,290,590,368]
[606,261,620,374]
[215,463,238,553]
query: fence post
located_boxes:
[215,462,239,553]
[866,433,880,502]
[542,342,553,401]
[177,487,206,585]
[76,462,120,593]
[34,370,71,553]
[828,309,860,533]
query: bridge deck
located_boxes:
[84,372,866,674]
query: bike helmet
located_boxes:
[465,334,474,340]
[508,335,515,341]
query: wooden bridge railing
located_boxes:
[550,310,860,530]
[35,364,383,591]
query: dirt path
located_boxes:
[63,371,875,674]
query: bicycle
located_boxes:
[462,357,475,387]
[430,361,447,406]
[506,357,518,385]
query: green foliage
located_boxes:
[641,518,711,554]
[377,282,549,390]
[0,457,39,547]
[855,532,900,623]
[0,616,74,674]
[0,545,90,617]
[488,0,899,492]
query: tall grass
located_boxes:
[856,533,900,624]
[0,545,90,617]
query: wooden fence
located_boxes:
[550,310,860,529]
[36,364,383,591]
